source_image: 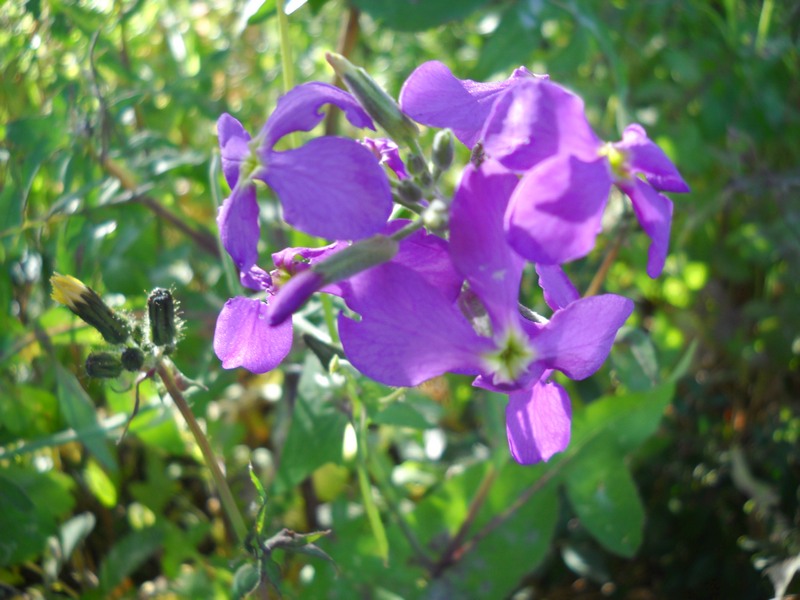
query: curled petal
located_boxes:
[399,61,531,148]
[505,155,612,266]
[482,79,601,172]
[339,262,492,387]
[262,137,392,240]
[450,160,523,330]
[531,294,634,380]
[620,178,674,278]
[271,241,348,276]
[615,124,689,193]
[262,82,374,149]
[218,113,252,189]
[240,265,273,293]
[217,184,260,272]
[214,297,293,373]
[268,270,325,326]
[506,379,572,465]
[361,138,408,180]
[536,264,579,311]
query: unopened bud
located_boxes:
[51,273,130,344]
[326,52,419,146]
[85,352,123,379]
[406,154,427,176]
[432,129,454,171]
[422,199,448,230]
[148,288,176,349]
[121,347,145,372]
[397,179,423,204]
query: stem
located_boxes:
[430,463,498,577]
[275,1,298,149]
[155,360,248,545]
[583,222,627,297]
[389,218,425,241]
[319,294,340,345]
[324,7,360,136]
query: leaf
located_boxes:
[612,327,660,391]
[565,442,644,557]
[472,0,545,80]
[274,356,348,493]
[372,399,436,430]
[232,562,261,599]
[55,364,118,473]
[350,0,492,32]
[84,459,118,507]
[99,526,165,595]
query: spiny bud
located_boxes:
[121,347,145,372]
[326,52,419,146]
[432,129,455,172]
[147,288,176,349]
[85,352,123,379]
[51,273,130,344]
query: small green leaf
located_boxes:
[84,459,118,507]
[232,562,261,599]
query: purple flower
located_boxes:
[360,137,408,180]
[339,160,633,464]
[399,61,537,149]
[217,82,393,273]
[214,241,343,374]
[505,123,690,278]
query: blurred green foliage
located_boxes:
[1,0,799,598]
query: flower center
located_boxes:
[598,142,629,181]
[482,325,535,386]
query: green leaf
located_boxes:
[84,459,118,507]
[55,364,118,473]
[372,399,436,430]
[99,526,165,595]
[612,328,660,391]
[274,356,348,493]
[232,562,261,599]
[350,0,491,32]
[565,443,645,557]
[472,0,544,80]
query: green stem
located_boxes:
[156,360,249,545]
[319,293,339,345]
[276,0,298,149]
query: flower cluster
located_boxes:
[213,56,688,465]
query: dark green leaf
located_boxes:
[232,562,261,599]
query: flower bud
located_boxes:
[148,288,176,349]
[406,154,427,176]
[432,129,454,171]
[326,52,419,146]
[397,179,423,204]
[121,347,145,372]
[51,273,130,344]
[422,199,449,230]
[85,351,123,379]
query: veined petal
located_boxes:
[450,160,523,330]
[530,294,634,380]
[262,82,374,149]
[339,262,492,387]
[482,78,601,172]
[214,297,293,373]
[399,61,531,148]
[361,138,408,180]
[218,113,252,189]
[615,124,690,193]
[262,137,392,240]
[506,379,572,465]
[619,178,674,278]
[536,264,579,311]
[217,184,260,272]
[505,155,612,265]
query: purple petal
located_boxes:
[450,160,523,329]
[271,241,347,276]
[214,297,293,373]
[531,294,634,380]
[339,262,492,387]
[361,138,408,180]
[261,137,392,240]
[399,61,530,148]
[536,264,579,311]
[240,265,273,293]
[481,79,601,173]
[218,113,252,189]
[615,124,689,193]
[217,184,260,272]
[506,379,572,465]
[505,155,613,265]
[268,270,325,326]
[262,82,375,149]
[619,178,674,278]
[387,224,463,301]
